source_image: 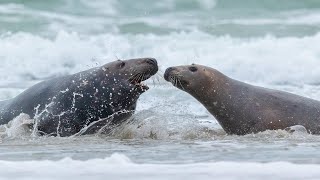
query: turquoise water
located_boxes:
[1,1,320,179]
[1,0,320,37]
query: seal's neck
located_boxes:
[189,71,232,107]
[187,72,239,134]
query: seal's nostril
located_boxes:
[146,58,157,66]
[166,67,175,72]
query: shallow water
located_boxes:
[1,131,320,164]
[1,0,320,179]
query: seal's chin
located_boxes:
[171,78,189,89]
[133,81,149,92]
[164,74,188,90]
[129,73,153,93]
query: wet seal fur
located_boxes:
[0,58,158,137]
[164,64,320,135]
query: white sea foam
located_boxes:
[154,0,216,10]
[218,12,320,26]
[0,113,33,138]
[0,31,320,97]
[0,153,320,180]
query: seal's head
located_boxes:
[101,58,158,94]
[164,64,228,101]
[164,64,212,91]
[72,57,158,129]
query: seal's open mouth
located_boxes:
[129,73,153,91]
[127,58,158,92]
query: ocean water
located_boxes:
[1,0,320,179]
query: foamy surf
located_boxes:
[1,31,320,89]
[0,153,320,180]
[0,113,34,139]
[0,107,219,140]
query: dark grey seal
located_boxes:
[164,64,320,135]
[0,58,158,137]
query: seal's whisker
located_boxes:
[173,76,177,86]
[129,73,137,79]
[141,73,145,83]
[176,77,179,87]
[130,73,144,85]
[129,73,140,83]
[174,76,178,87]
[172,76,176,85]
[173,76,176,86]
[139,73,144,82]
[178,78,185,90]
[169,76,174,84]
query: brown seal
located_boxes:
[164,64,320,135]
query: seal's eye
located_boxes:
[189,66,198,72]
[119,62,125,68]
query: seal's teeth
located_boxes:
[134,83,149,93]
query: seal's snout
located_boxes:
[143,58,158,75]
[164,67,176,81]
[145,58,157,66]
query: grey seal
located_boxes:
[0,58,158,137]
